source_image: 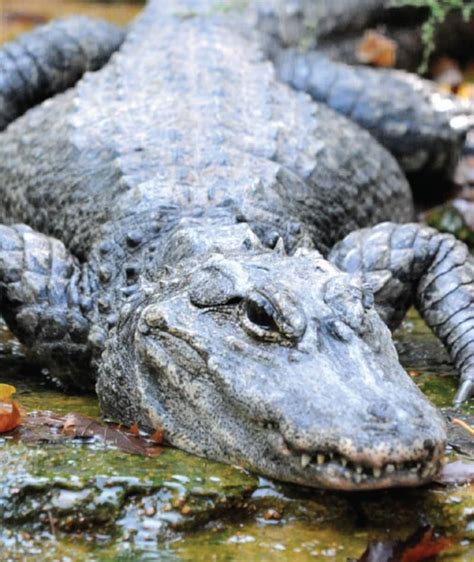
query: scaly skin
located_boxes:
[257,0,473,187]
[0,17,125,132]
[0,0,471,490]
[275,48,471,184]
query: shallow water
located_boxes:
[0,2,473,560]
[1,314,474,562]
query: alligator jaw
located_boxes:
[280,445,444,491]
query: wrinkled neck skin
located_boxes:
[96,206,446,491]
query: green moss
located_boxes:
[424,204,474,249]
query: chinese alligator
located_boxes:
[0,0,473,491]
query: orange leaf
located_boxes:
[129,423,140,435]
[149,428,164,444]
[0,400,21,433]
[401,528,453,562]
[356,30,396,68]
[0,384,17,401]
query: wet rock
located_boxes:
[0,441,258,540]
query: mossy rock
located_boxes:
[0,440,258,538]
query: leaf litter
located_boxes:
[1,383,163,457]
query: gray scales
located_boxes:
[0,0,472,491]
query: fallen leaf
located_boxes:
[62,413,163,457]
[8,410,162,457]
[434,460,474,485]
[451,418,474,437]
[356,30,396,68]
[0,383,21,433]
[401,528,453,562]
[357,526,453,562]
[129,423,140,436]
[149,428,165,444]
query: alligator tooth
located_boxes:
[317,454,325,465]
[415,463,422,471]
[410,467,418,474]
[301,454,311,468]
[329,452,334,460]
[354,473,362,484]
[372,467,382,478]
[385,464,395,474]
[355,465,363,475]
[341,458,347,468]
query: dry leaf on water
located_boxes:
[61,413,163,457]
[10,410,163,457]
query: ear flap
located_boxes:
[189,258,249,307]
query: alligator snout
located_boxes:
[123,252,447,491]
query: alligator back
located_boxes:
[0,0,412,257]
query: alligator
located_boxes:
[0,0,473,491]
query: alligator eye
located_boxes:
[246,299,277,330]
[240,294,280,340]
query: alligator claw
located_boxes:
[453,380,474,407]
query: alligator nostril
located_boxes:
[423,439,434,453]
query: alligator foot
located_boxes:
[0,224,96,388]
[329,222,474,405]
[0,17,124,131]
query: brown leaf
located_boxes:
[149,428,165,444]
[357,526,453,562]
[61,413,163,457]
[356,30,396,68]
[8,410,162,457]
[15,411,68,444]
[401,528,452,562]
[129,423,140,436]
[434,461,474,485]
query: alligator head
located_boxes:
[98,225,446,491]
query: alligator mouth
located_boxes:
[284,447,443,490]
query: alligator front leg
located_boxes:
[0,225,98,388]
[0,17,124,131]
[328,222,474,405]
